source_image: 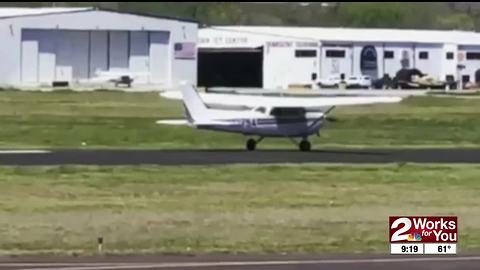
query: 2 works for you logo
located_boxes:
[389,216,457,243]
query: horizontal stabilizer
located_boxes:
[195,121,234,126]
[156,119,191,126]
[156,119,233,127]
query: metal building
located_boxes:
[200,26,480,89]
[0,7,198,89]
[198,28,320,89]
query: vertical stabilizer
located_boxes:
[179,83,211,122]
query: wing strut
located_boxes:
[324,106,336,115]
[308,106,336,137]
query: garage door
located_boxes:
[109,31,129,71]
[198,48,263,88]
[37,31,56,83]
[149,31,170,84]
[54,31,89,81]
[21,30,39,83]
[55,31,73,81]
[90,31,108,77]
[130,32,149,74]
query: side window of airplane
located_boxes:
[270,107,306,118]
[255,107,267,114]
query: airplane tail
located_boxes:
[179,83,211,123]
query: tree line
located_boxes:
[4,2,480,31]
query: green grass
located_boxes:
[0,164,478,255]
[2,91,480,148]
[428,90,480,96]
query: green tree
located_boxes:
[337,3,409,28]
[335,2,448,29]
[1,2,478,30]
[436,13,475,30]
[193,3,242,25]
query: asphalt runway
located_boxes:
[1,148,480,165]
[0,255,479,270]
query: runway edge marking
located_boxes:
[0,150,51,154]
[13,256,480,270]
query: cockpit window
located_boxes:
[255,107,267,114]
[270,107,306,117]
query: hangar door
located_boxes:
[21,29,170,85]
[150,31,170,84]
[198,48,263,88]
[21,30,90,83]
[129,32,149,73]
[21,30,66,83]
[21,31,40,83]
[56,31,89,81]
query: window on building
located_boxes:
[295,50,317,58]
[384,51,394,59]
[462,75,470,83]
[419,51,429,59]
[466,52,480,60]
[446,52,454,60]
[326,50,345,58]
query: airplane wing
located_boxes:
[160,91,402,109]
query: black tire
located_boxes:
[299,140,311,152]
[246,139,256,151]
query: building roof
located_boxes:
[210,26,480,46]
[199,27,320,48]
[0,7,198,23]
[0,7,93,18]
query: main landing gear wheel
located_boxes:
[246,138,256,151]
[299,140,311,152]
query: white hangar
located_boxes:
[0,7,198,89]
[198,27,320,89]
[199,26,480,89]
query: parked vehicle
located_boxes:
[318,74,372,89]
[346,75,372,89]
[317,74,342,88]
[393,68,447,89]
[374,69,454,90]
[372,74,394,89]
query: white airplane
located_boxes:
[157,83,402,151]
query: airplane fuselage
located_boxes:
[196,116,325,138]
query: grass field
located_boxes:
[0,164,478,255]
[2,90,480,148]
[0,91,477,255]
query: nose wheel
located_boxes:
[246,138,256,151]
[299,139,311,152]
[246,137,264,151]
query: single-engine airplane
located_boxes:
[157,83,402,151]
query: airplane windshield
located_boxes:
[254,107,267,114]
[270,107,306,118]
